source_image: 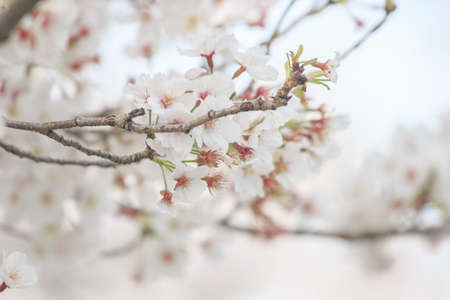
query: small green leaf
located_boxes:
[310,80,330,90]
[300,58,317,66]
[293,86,305,98]
[293,44,303,62]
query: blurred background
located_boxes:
[3,0,450,299]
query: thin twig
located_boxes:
[277,0,334,38]
[0,139,117,167]
[263,0,298,52]
[341,12,392,60]
[0,0,42,42]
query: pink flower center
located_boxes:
[160,190,173,206]
[199,91,209,100]
[160,96,174,109]
[175,175,190,190]
[204,120,217,129]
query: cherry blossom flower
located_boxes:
[190,72,235,103]
[153,107,195,155]
[274,143,311,188]
[190,97,242,151]
[171,164,209,203]
[203,170,231,196]
[231,164,265,201]
[314,52,341,83]
[128,73,194,113]
[0,252,37,290]
[233,46,278,81]
[179,30,238,70]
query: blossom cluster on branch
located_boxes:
[0,0,406,291]
[224,115,450,241]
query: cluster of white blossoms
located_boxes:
[126,34,346,209]
[296,116,450,236]
[124,0,278,59]
[0,0,109,70]
[0,0,349,287]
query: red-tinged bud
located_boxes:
[232,65,246,79]
[160,190,173,206]
[385,0,396,14]
[314,62,327,71]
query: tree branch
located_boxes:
[0,0,42,43]
[221,220,450,241]
[276,0,334,39]
[0,139,117,167]
[43,130,154,164]
[4,69,306,136]
[0,222,143,258]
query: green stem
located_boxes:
[182,159,198,164]
[159,163,168,190]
